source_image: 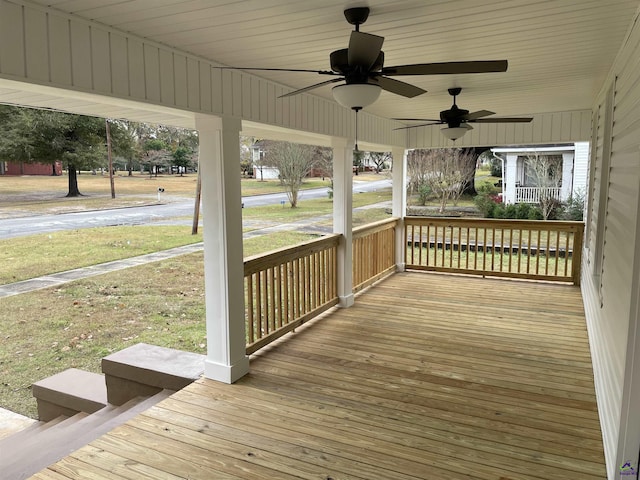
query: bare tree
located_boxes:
[268,141,315,207]
[525,153,562,220]
[368,151,391,173]
[408,148,476,213]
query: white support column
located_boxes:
[504,154,518,204]
[196,114,250,384]
[391,147,407,272]
[561,152,574,201]
[332,137,355,308]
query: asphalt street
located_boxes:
[0,178,391,239]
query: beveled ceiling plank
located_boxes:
[110,0,332,33]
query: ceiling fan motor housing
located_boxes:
[330,49,384,80]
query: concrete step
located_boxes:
[32,368,107,421]
[0,390,173,480]
[102,343,204,405]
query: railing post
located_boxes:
[392,147,407,272]
[572,225,584,286]
[332,137,355,308]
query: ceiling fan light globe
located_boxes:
[441,124,473,141]
[332,84,382,109]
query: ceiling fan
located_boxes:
[394,87,533,140]
[218,7,509,111]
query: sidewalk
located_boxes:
[0,201,391,298]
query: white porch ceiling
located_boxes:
[30,0,640,123]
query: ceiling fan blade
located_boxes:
[375,76,426,98]
[464,110,495,120]
[392,118,441,122]
[215,66,337,75]
[348,31,384,70]
[278,78,344,98]
[472,117,533,123]
[382,60,508,76]
[393,122,442,131]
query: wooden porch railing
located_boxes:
[352,218,398,293]
[515,186,562,203]
[244,234,340,354]
[404,217,584,285]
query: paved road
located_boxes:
[0,178,391,239]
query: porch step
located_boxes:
[102,342,204,405]
[31,368,108,421]
[0,389,173,480]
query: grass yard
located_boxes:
[0,230,319,419]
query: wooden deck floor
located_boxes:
[34,272,605,480]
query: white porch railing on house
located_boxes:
[515,186,562,203]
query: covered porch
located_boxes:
[35,272,604,480]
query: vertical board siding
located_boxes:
[48,14,72,85]
[24,8,49,82]
[91,28,111,93]
[0,1,25,76]
[186,57,200,111]
[142,44,160,102]
[110,34,129,97]
[69,23,92,89]
[173,54,188,108]
[584,11,640,478]
[158,50,174,105]
[127,38,145,100]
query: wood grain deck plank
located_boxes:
[34,272,605,480]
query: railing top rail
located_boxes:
[244,234,340,276]
[352,217,399,239]
[404,216,585,232]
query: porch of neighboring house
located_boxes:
[22,217,603,480]
[493,144,589,205]
[34,272,604,480]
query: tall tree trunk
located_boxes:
[66,165,82,197]
[51,163,58,176]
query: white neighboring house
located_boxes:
[492,143,589,204]
[250,140,280,180]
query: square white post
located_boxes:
[196,114,249,383]
[504,153,518,204]
[332,137,355,308]
[391,147,407,272]
[561,152,575,201]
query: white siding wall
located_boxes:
[573,142,590,197]
[406,110,592,148]
[0,0,403,148]
[583,8,640,478]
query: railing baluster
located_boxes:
[499,228,505,272]
[564,230,571,277]
[482,228,487,273]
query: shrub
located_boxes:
[527,206,544,220]
[417,184,432,206]
[474,193,497,217]
[559,189,585,221]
